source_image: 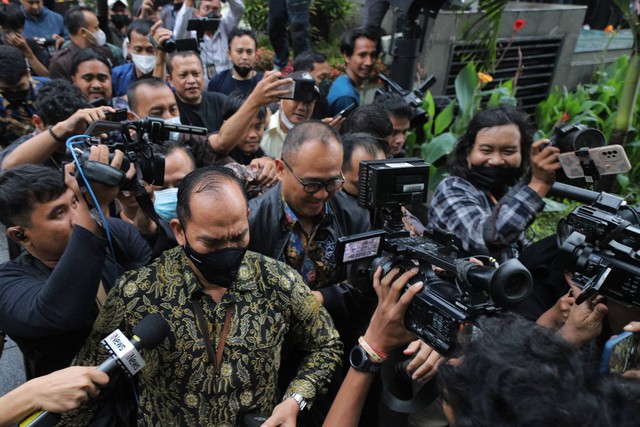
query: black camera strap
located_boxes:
[130,178,162,225]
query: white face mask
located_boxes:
[164,116,182,141]
[280,108,296,131]
[91,29,107,47]
[132,54,156,74]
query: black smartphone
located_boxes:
[276,77,318,103]
[104,108,128,122]
[332,102,357,120]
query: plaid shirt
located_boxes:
[428,176,545,262]
[0,77,47,148]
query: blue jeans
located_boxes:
[268,0,310,68]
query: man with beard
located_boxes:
[49,7,115,81]
[70,49,114,106]
[207,27,263,96]
[0,46,48,148]
[327,27,381,117]
[167,50,227,132]
[173,0,245,79]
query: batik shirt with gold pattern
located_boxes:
[66,247,343,426]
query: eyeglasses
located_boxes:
[283,159,345,194]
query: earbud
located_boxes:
[15,231,25,240]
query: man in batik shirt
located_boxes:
[66,165,342,426]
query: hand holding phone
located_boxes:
[600,331,640,374]
[332,102,356,120]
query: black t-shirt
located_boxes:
[207,69,264,96]
[176,92,227,133]
[229,146,265,165]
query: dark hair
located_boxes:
[0,164,68,227]
[447,106,533,181]
[0,45,27,85]
[281,121,342,162]
[222,91,266,122]
[227,27,257,50]
[342,132,385,171]
[167,50,202,76]
[438,315,604,427]
[70,48,112,77]
[340,26,382,57]
[35,79,90,126]
[126,19,152,41]
[64,6,92,36]
[341,104,393,140]
[152,141,197,170]
[293,50,327,72]
[0,3,25,32]
[176,165,246,225]
[127,77,169,115]
[374,93,413,121]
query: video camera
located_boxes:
[71,116,207,187]
[551,182,640,308]
[337,158,533,356]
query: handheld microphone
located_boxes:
[20,314,170,427]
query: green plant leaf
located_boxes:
[455,63,478,120]
[422,132,457,164]
[434,101,455,135]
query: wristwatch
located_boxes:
[350,344,382,373]
[282,392,307,411]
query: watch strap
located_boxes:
[282,392,307,411]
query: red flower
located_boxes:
[514,18,526,32]
[560,112,570,123]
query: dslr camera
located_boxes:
[548,123,605,153]
[553,183,640,307]
[337,158,533,356]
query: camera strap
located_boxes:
[130,178,162,225]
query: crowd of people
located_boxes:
[0,0,639,426]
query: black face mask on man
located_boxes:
[183,239,247,287]
[233,64,253,78]
[111,14,131,30]
[469,164,522,193]
[2,85,31,104]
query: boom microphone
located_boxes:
[20,314,170,427]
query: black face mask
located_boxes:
[111,14,131,30]
[233,64,253,78]
[173,2,183,11]
[2,86,31,104]
[184,240,247,288]
[469,164,522,193]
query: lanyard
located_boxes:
[192,299,232,375]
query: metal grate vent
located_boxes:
[445,37,563,114]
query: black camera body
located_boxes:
[78,116,207,187]
[553,183,640,307]
[548,123,605,153]
[338,159,532,356]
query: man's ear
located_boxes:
[7,226,28,245]
[170,218,185,246]
[275,159,286,180]
[31,114,45,132]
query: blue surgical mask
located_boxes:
[164,116,182,141]
[153,187,178,222]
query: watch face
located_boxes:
[350,345,366,367]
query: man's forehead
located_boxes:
[230,36,255,49]
[172,55,202,71]
[77,60,111,74]
[129,31,152,46]
[135,85,175,112]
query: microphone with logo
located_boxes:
[20,313,170,427]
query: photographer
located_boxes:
[0,151,152,379]
[0,3,50,78]
[111,20,171,97]
[428,106,561,263]
[172,0,245,79]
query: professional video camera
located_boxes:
[548,123,606,153]
[338,158,533,356]
[72,115,207,187]
[551,182,640,307]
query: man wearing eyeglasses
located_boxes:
[248,122,372,424]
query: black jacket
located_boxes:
[248,184,372,322]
